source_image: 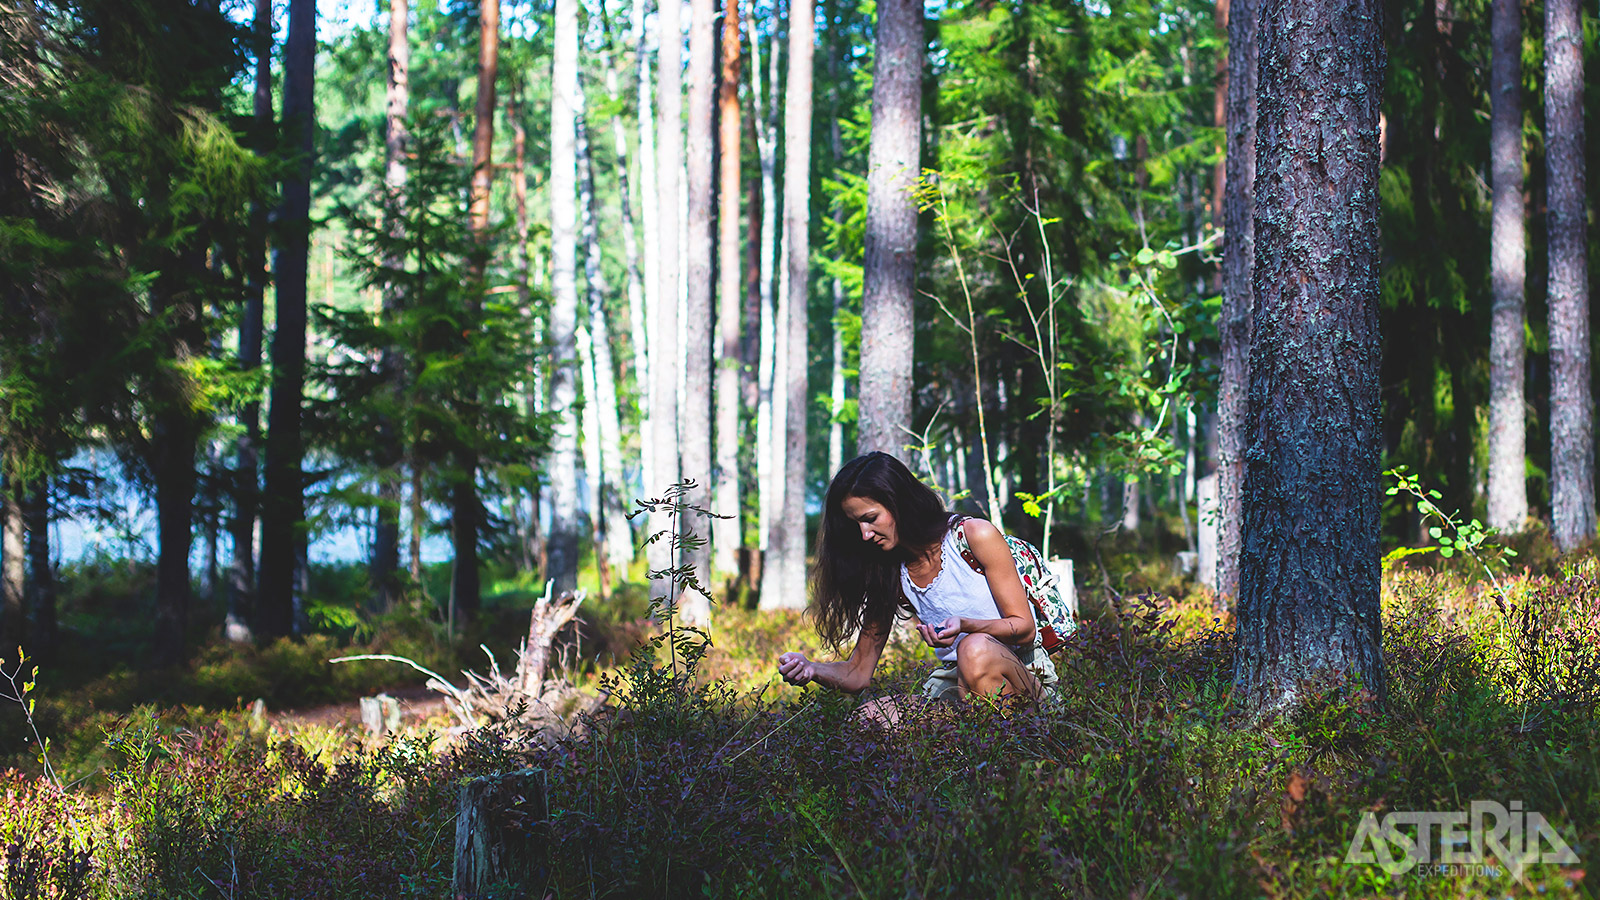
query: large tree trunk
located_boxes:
[1214,0,1255,605]
[1545,0,1592,552]
[548,0,582,596]
[769,0,812,609]
[373,0,410,613]
[577,109,637,575]
[1232,0,1386,711]
[1,483,21,652]
[1485,0,1526,534]
[679,0,715,622]
[651,0,684,604]
[856,0,921,456]
[712,0,744,583]
[259,0,315,640]
[230,0,272,643]
[454,0,501,616]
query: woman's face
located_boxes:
[841,495,898,552]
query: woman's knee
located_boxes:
[956,635,1012,691]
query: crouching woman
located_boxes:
[777,452,1056,714]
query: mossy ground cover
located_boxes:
[3,551,1599,898]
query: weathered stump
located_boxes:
[452,768,546,899]
[359,693,401,736]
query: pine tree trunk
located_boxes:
[577,109,638,575]
[857,0,921,456]
[454,0,501,616]
[652,0,685,603]
[548,0,583,596]
[1233,0,1385,711]
[712,0,744,583]
[1486,0,1526,534]
[1545,0,1592,551]
[1215,0,1255,605]
[373,0,410,613]
[22,485,53,659]
[259,0,316,639]
[772,0,813,609]
[230,0,271,643]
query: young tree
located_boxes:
[768,0,812,609]
[712,0,744,581]
[1215,0,1256,603]
[260,0,317,639]
[1545,0,1592,552]
[856,0,921,456]
[682,0,716,618]
[1485,0,1526,534]
[1233,0,1386,710]
[549,0,582,596]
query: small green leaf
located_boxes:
[1428,527,1443,539]
[1439,547,1455,558]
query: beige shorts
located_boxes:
[919,640,1060,701]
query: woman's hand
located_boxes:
[916,616,963,648]
[777,651,817,686]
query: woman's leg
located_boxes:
[954,634,1043,702]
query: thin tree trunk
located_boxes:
[0,483,21,652]
[1215,0,1255,605]
[773,0,812,608]
[634,0,661,501]
[679,0,716,620]
[454,0,501,616]
[713,0,744,582]
[259,0,315,639]
[24,485,53,659]
[652,0,684,603]
[1233,0,1385,711]
[826,2,847,476]
[577,107,638,574]
[750,7,780,557]
[1545,0,1592,551]
[857,0,921,456]
[374,0,410,613]
[1486,0,1526,534]
[549,0,583,596]
[578,321,606,596]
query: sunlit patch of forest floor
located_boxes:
[3,539,1600,898]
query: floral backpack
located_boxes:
[948,516,1078,654]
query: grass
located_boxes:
[2,546,1599,898]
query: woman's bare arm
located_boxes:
[942,519,1036,646]
[778,620,891,694]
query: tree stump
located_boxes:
[359,694,401,736]
[452,768,546,899]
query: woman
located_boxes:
[777,452,1057,709]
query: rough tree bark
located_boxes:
[1,485,21,651]
[651,0,684,603]
[1545,0,1592,551]
[712,0,744,582]
[1485,0,1526,534]
[680,0,716,622]
[549,0,582,596]
[857,0,921,456]
[259,0,315,640]
[1214,0,1254,606]
[1233,0,1386,710]
[373,0,409,613]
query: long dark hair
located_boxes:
[810,452,954,649]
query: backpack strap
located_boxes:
[948,515,985,574]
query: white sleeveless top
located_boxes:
[899,523,1002,663]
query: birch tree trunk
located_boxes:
[1233,0,1385,711]
[712,0,744,582]
[826,2,848,477]
[750,8,780,557]
[373,0,409,613]
[857,0,921,456]
[259,0,316,639]
[680,0,715,622]
[652,0,684,603]
[633,0,660,504]
[1215,0,1255,603]
[1486,0,1526,534]
[577,109,639,575]
[770,0,813,609]
[549,0,583,596]
[1545,0,1592,552]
